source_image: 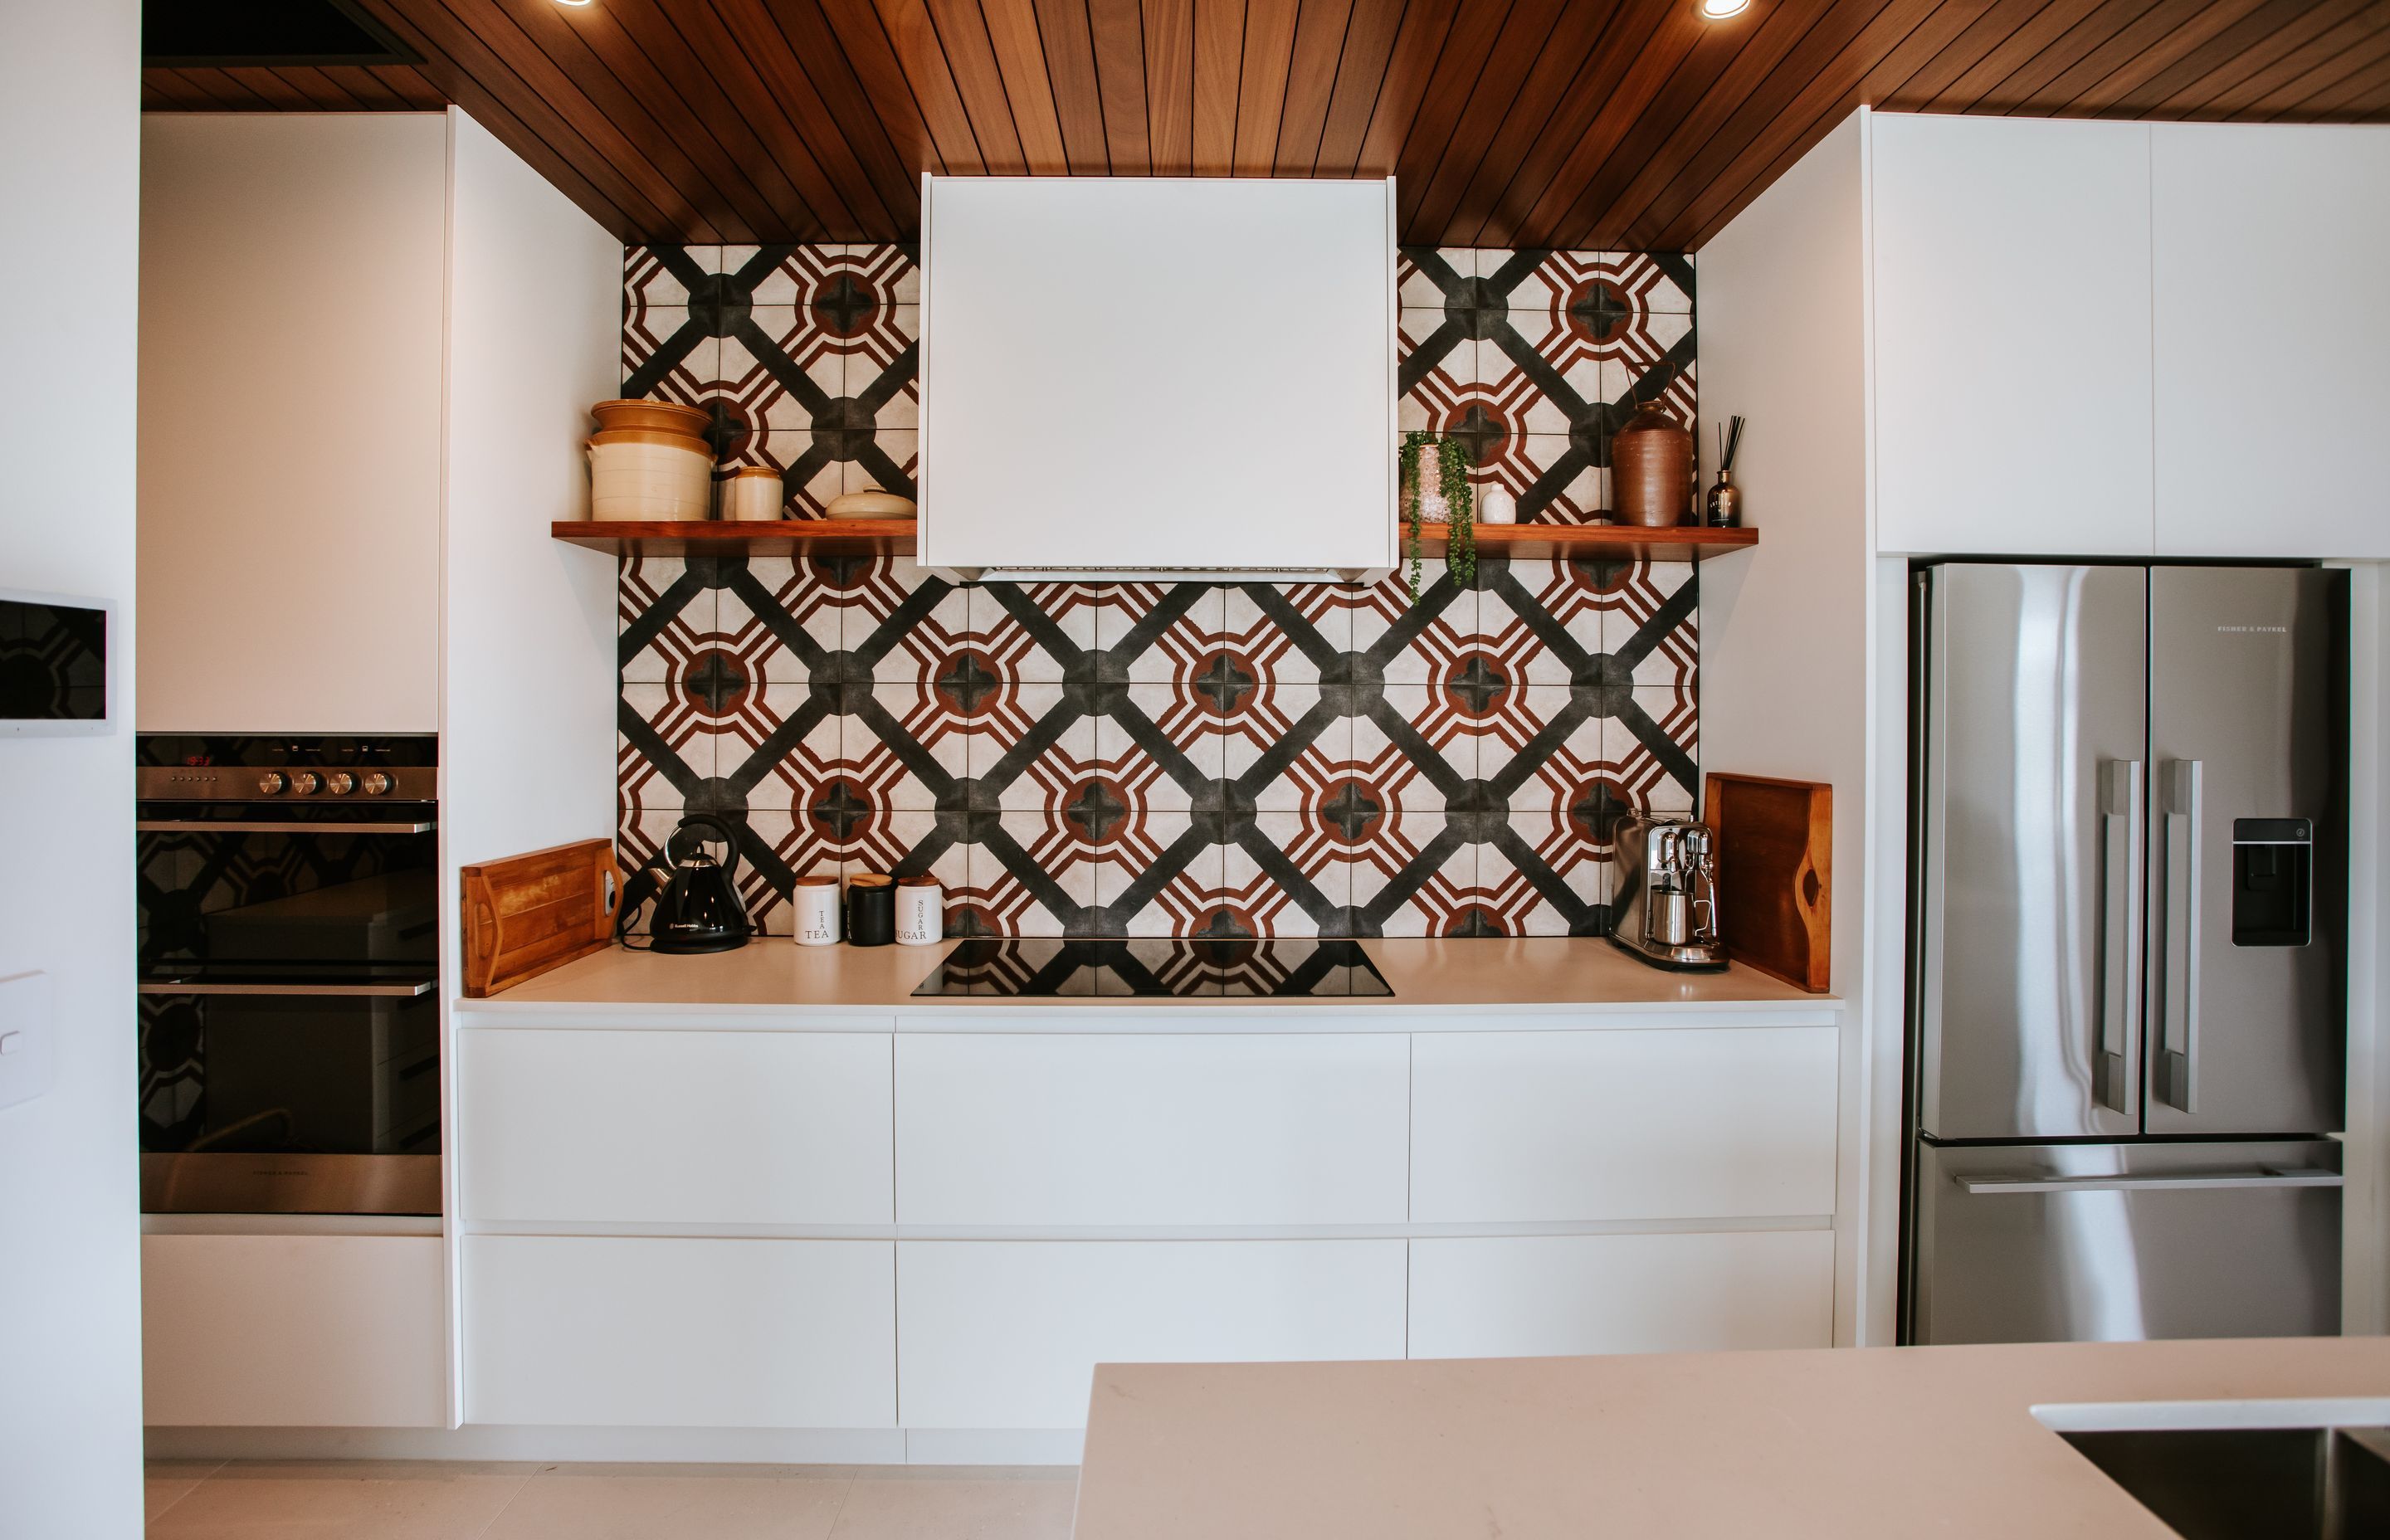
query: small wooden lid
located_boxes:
[848,872,893,887]
[729,464,782,479]
[898,875,940,886]
[793,874,837,887]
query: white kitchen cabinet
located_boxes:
[1407,1231,1836,1359]
[896,1240,1407,1429]
[1409,1026,1839,1223]
[895,1031,1408,1226]
[141,1234,445,1427]
[459,1026,892,1226]
[464,1235,895,1427]
[1868,114,2155,557]
[2151,124,2390,558]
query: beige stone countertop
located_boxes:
[1071,1338,2390,1540]
[458,936,1836,1018]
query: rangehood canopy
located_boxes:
[917,174,1396,578]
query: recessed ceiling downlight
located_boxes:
[1697,0,1751,17]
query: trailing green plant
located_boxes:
[1400,430,1476,602]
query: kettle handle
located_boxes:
[673,812,743,883]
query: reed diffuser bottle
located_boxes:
[1705,416,1746,529]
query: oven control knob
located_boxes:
[360,772,393,797]
[288,772,320,796]
[324,772,356,796]
[256,772,285,795]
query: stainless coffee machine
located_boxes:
[1609,811,1727,972]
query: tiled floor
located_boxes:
[144,1460,1080,1538]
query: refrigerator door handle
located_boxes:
[2096,759,2145,1116]
[2157,758,2204,1112]
[1956,1168,2341,1194]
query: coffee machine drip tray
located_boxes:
[912,938,1393,998]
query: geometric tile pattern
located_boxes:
[618,247,1697,938]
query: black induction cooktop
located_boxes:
[912,938,1393,998]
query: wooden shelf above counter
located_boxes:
[550,520,1757,563]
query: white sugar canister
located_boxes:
[793,874,840,946]
[895,876,943,946]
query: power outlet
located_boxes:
[0,971,56,1113]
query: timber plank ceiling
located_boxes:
[143,0,2390,250]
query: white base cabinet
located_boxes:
[142,1234,445,1427]
[1407,1231,1836,1360]
[897,1240,1408,1429]
[464,1235,895,1428]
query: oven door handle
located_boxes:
[136,820,437,834]
[137,981,436,998]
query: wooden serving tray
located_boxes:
[1703,773,1832,993]
[461,839,620,997]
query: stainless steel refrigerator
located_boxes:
[1903,563,2347,1344]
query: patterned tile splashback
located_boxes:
[617,243,1697,938]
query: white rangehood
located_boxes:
[918,174,1397,579]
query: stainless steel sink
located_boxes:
[2060,1425,2390,1539]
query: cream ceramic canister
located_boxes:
[895,876,944,947]
[793,875,840,946]
[724,465,784,522]
[1480,487,1518,525]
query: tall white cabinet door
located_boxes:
[2152,124,2390,558]
[1407,1231,1835,1359]
[459,1027,894,1226]
[1869,114,2155,557]
[895,1032,1408,1226]
[896,1240,1407,1429]
[465,1235,896,1427]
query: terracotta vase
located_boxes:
[1612,402,1694,528]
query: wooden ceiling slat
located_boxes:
[1505,7,1706,248]
[711,0,909,231]
[1190,0,1246,173]
[1406,0,1575,241]
[275,65,368,108]
[1309,0,1413,175]
[1090,0,1155,173]
[2100,0,2329,112]
[2066,0,2270,113]
[383,65,453,108]
[1663,0,1997,250]
[1383,0,1516,227]
[217,66,314,106]
[1620,0,1909,251]
[141,68,227,109]
[1434,0,1631,243]
[2031,0,2241,112]
[1033,0,1115,172]
[833,0,984,176]
[1878,0,2052,110]
[354,0,676,238]
[977,0,1074,172]
[314,62,414,109]
[1972,0,2173,113]
[766,0,950,192]
[2211,4,2390,117]
[651,2,856,234]
[1459,1,1672,246]
[1229,0,1301,174]
[1919,1,2125,113]
[188,67,285,108]
[909,0,1030,173]
[1552,8,1790,250]
[492,0,774,241]
[1271,0,1358,173]
[1142,0,1197,173]
[602,1,844,229]
[1601,0,1874,252]
[2159,0,2372,113]
[2262,22,2390,116]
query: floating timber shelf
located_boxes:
[551,520,1758,564]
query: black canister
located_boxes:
[844,873,895,947]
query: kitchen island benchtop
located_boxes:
[1072,1338,2390,1540]
[458,937,1834,1016]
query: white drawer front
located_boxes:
[897,1240,1407,1429]
[1408,1231,1836,1359]
[464,1235,895,1427]
[895,1032,1407,1226]
[460,1027,892,1225]
[1411,1027,1838,1223]
[143,1234,445,1427]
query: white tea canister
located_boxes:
[793,875,840,946]
[724,465,784,522]
[895,876,944,946]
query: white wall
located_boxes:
[137,113,448,733]
[0,2,146,1534]
[434,106,623,1421]
[1694,111,1888,1344]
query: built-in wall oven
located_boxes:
[137,734,440,1215]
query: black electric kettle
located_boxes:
[622,812,752,953]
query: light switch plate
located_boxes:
[0,971,56,1113]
